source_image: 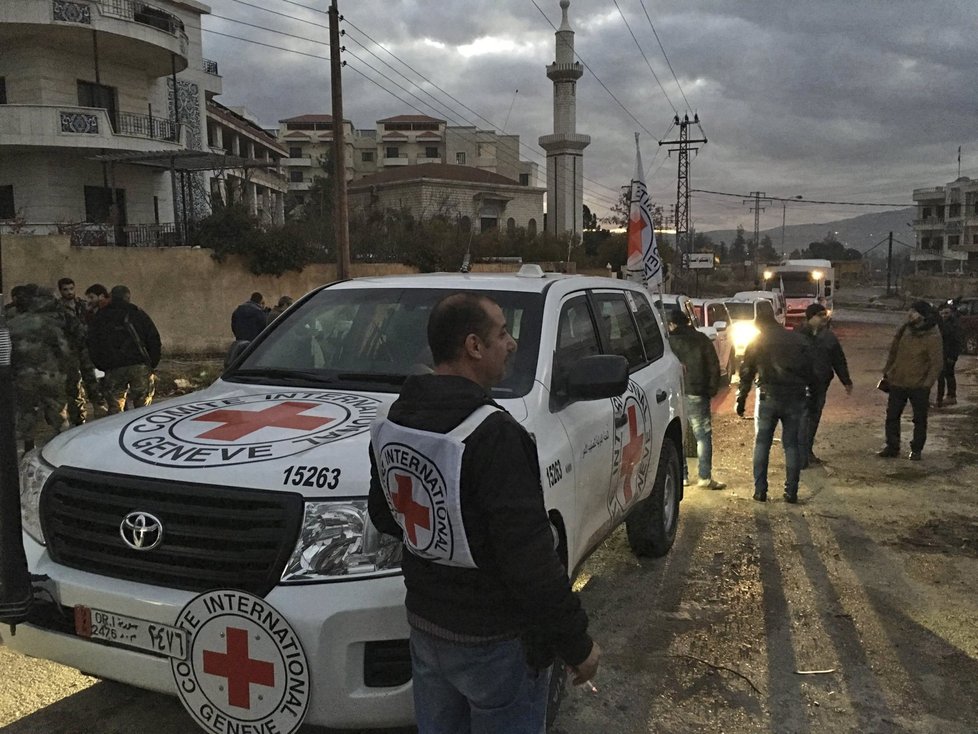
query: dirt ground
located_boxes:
[1,308,976,733]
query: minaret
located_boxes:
[539,0,590,238]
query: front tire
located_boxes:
[626,439,681,557]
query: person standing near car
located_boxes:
[936,302,962,407]
[87,285,161,414]
[736,308,815,503]
[794,302,853,466]
[368,293,600,733]
[878,301,943,460]
[666,309,726,490]
[231,291,268,341]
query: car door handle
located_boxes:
[614,411,628,428]
[656,389,668,404]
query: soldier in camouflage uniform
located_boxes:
[8,284,74,450]
[88,285,161,414]
[57,277,108,424]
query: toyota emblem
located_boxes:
[120,511,164,551]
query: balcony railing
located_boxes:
[114,110,179,141]
[94,0,187,40]
[69,222,189,247]
[203,58,219,75]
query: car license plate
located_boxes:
[74,606,188,661]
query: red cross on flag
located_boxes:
[625,133,663,294]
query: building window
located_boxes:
[84,186,125,224]
[480,217,497,232]
[288,146,302,158]
[459,216,471,232]
[386,146,400,159]
[519,173,530,186]
[456,152,466,165]
[947,235,960,247]
[527,218,537,237]
[361,151,374,162]
[0,78,6,105]
[0,185,14,219]
[507,217,516,235]
[921,206,932,218]
[77,80,118,126]
[425,146,439,159]
[949,203,961,218]
[973,235,978,245]
[289,170,304,183]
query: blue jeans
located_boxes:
[686,395,713,480]
[753,392,805,496]
[410,628,552,734]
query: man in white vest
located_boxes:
[369,292,600,733]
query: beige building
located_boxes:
[348,163,544,236]
[912,176,978,273]
[277,113,538,206]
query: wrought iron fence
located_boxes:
[203,58,219,75]
[69,223,183,247]
[95,0,186,37]
[114,111,179,141]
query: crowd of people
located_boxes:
[666,297,962,505]
[3,278,160,452]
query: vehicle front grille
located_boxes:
[41,468,304,596]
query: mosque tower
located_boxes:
[538,0,590,237]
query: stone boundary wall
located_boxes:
[1,237,601,353]
[901,275,978,300]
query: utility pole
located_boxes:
[743,191,773,282]
[659,114,707,273]
[886,231,893,296]
[329,0,351,280]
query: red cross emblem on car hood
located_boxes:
[191,401,334,441]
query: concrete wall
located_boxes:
[0,236,540,354]
[902,275,978,299]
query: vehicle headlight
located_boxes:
[20,449,53,544]
[280,500,402,582]
[731,322,760,348]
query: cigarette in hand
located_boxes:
[586,680,598,693]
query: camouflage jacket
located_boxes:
[8,292,78,374]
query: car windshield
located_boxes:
[778,273,817,298]
[226,287,544,397]
[725,302,756,320]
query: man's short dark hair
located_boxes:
[805,303,827,319]
[250,292,263,304]
[667,309,689,327]
[110,285,131,303]
[85,283,109,298]
[428,293,495,365]
[57,277,74,289]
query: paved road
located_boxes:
[3,312,976,734]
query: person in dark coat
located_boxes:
[87,285,162,414]
[794,302,853,466]
[231,292,268,341]
[878,301,943,460]
[368,293,599,733]
[736,308,816,503]
[666,309,725,489]
[936,302,962,407]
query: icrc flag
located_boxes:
[625,133,663,292]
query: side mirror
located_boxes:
[714,320,727,331]
[565,355,628,401]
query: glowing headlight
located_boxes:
[280,500,402,582]
[20,449,53,544]
[731,321,760,348]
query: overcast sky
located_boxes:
[200,0,978,236]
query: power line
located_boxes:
[199,27,329,60]
[529,0,656,138]
[228,0,328,29]
[209,13,329,47]
[637,0,692,115]
[611,0,677,115]
[691,189,914,207]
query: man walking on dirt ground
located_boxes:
[794,302,853,467]
[936,302,962,408]
[878,301,943,461]
[737,308,815,503]
[368,293,600,733]
[666,309,726,490]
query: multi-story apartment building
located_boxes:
[0,0,277,245]
[912,176,978,273]
[277,113,538,204]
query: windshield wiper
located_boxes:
[336,372,407,385]
[225,368,334,385]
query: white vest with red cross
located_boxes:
[370,405,499,569]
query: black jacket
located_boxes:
[368,374,592,667]
[231,301,268,341]
[737,322,815,403]
[669,323,721,397]
[87,301,162,371]
[939,316,962,361]
[794,322,852,387]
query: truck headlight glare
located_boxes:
[281,500,402,582]
[731,322,760,349]
[20,449,52,544]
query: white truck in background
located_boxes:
[761,259,834,326]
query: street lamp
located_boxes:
[781,195,803,259]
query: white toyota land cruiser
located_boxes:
[9,267,685,733]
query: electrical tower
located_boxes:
[659,114,707,266]
[743,191,774,281]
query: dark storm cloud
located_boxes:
[202,0,978,230]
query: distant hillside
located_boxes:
[701,207,914,256]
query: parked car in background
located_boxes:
[954,296,978,354]
[655,294,734,383]
[733,289,786,326]
[725,297,779,357]
[690,297,737,383]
